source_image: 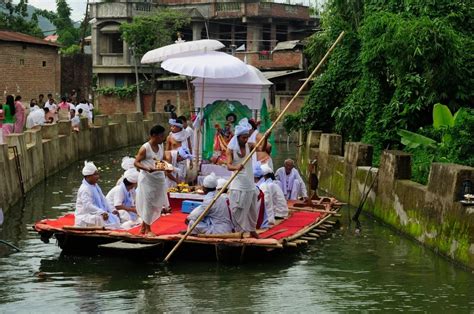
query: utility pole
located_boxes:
[130,46,141,112]
[79,0,90,54]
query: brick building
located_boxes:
[0,31,61,104]
[89,0,317,113]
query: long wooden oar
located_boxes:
[163,31,346,263]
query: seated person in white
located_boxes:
[186,173,233,235]
[75,161,121,228]
[260,164,289,226]
[164,146,193,188]
[254,163,265,188]
[275,159,308,201]
[115,156,136,186]
[106,168,142,229]
[216,178,228,194]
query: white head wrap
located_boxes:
[169,119,183,128]
[261,164,273,175]
[82,161,97,176]
[124,168,139,184]
[216,178,227,190]
[228,118,252,151]
[178,147,193,160]
[254,164,263,178]
[203,172,218,189]
[121,156,135,171]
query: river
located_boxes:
[0,143,473,312]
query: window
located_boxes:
[275,82,287,91]
[42,61,46,67]
[109,33,123,53]
[115,76,125,87]
[19,59,24,65]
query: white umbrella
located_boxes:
[161,51,248,79]
[141,39,225,64]
[161,51,249,172]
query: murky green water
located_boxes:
[0,144,473,312]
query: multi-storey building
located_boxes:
[89,0,318,113]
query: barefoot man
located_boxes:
[134,125,170,236]
[226,118,261,238]
[166,118,192,153]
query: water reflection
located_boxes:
[0,145,473,312]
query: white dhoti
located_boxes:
[228,189,258,232]
[289,180,304,200]
[136,171,169,225]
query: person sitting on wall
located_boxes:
[75,161,121,228]
[275,159,308,201]
[185,173,233,235]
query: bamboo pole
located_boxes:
[163,31,346,263]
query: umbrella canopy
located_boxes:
[141,39,224,64]
[161,51,248,79]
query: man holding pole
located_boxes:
[226,118,260,238]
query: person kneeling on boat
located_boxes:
[164,146,193,188]
[260,164,289,226]
[186,173,234,235]
[75,161,121,229]
[106,168,142,229]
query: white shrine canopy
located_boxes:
[192,65,273,111]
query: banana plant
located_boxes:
[398,103,464,149]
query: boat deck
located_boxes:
[34,199,342,262]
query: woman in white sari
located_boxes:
[134,125,170,236]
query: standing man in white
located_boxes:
[226,118,260,238]
[134,125,170,236]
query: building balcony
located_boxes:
[101,53,125,66]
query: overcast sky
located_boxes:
[28,0,87,21]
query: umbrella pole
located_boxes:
[164,31,346,263]
[186,78,193,114]
[195,78,205,170]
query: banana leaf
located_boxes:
[433,103,453,129]
[398,129,437,149]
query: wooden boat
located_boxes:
[34,196,343,263]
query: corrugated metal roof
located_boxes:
[273,40,303,51]
[262,70,304,80]
[0,31,60,47]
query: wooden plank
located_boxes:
[300,236,317,241]
[63,225,105,231]
[99,241,161,250]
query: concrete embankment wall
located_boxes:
[299,131,474,269]
[0,112,167,210]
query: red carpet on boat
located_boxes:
[38,210,322,240]
[259,211,322,240]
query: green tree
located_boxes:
[287,0,473,166]
[38,0,79,50]
[0,0,43,37]
[120,9,190,111]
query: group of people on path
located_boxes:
[0,92,94,144]
[74,118,307,238]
